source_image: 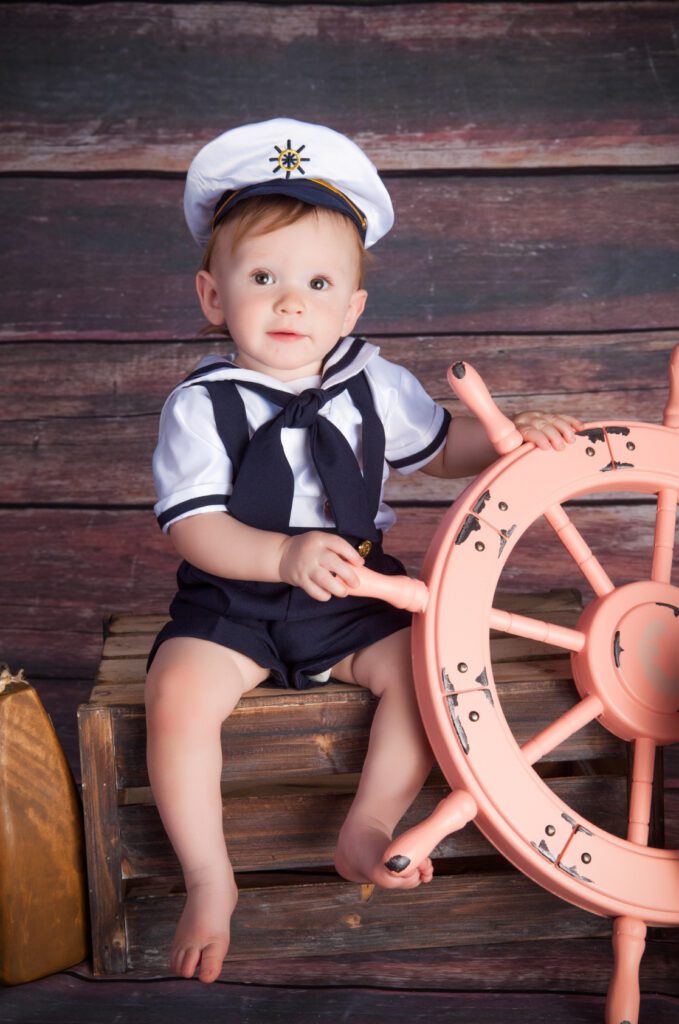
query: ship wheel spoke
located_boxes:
[543,502,615,597]
[651,488,677,585]
[489,607,586,653]
[628,736,657,846]
[520,693,604,765]
[604,741,654,1024]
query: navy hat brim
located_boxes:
[212,178,368,243]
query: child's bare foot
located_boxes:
[170,863,239,983]
[334,815,434,889]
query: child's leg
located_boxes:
[331,627,437,888]
[144,637,269,983]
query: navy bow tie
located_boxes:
[226,379,381,540]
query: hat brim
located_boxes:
[211,179,367,243]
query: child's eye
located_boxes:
[252,271,274,285]
[309,277,330,291]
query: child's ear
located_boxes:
[195,270,226,326]
[342,288,368,336]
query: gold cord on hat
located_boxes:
[211,189,243,230]
[211,178,366,235]
[307,179,367,230]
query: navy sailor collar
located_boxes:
[174,335,379,397]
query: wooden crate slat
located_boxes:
[98,606,582,664]
[123,870,611,965]
[76,706,127,974]
[4,3,679,173]
[116,936,679,994]
[109,675,624,790]
[2,177,679,341]
[93,655,575,705]
[118,776,628,878]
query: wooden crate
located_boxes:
[78,589,652,975]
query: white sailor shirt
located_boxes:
[152,336,450,535]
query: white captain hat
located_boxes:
[184,117,394,249]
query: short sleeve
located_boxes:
[152,385,233,533]
[365,357,451,475]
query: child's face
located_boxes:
[196,210,368,381]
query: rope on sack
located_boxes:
[0,665,26,694]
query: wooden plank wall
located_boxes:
[1,0,678,747]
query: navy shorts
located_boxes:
[146,542,411,689]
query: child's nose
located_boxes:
[274,287,305,315]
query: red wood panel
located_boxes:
[2,175,679,340]
[3,3,679,172]
[1,504,675,680]
[1,335,675,504]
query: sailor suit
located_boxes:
[148,336,451,688]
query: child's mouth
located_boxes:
[268,331,305,341]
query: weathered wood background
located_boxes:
[1,1,679,1015]
[3,0,679,688]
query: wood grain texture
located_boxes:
[123,869,612,965]
[3,3,679,172]
[77,591,636,975]
[2,176,679,339]
[77,706,127,974]
[2,335,677,504]
[55,936,679,994]
[2,968,677,1023]
[118,777,628,876]
[107,677,625,790]
[3,0,678,1001]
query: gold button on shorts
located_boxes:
[357,540,373,558]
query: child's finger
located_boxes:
[540,422,568,449]
[547,415,580,442]
[325,534,365,566]
[517,425,551,450]
[325,553,360,589]
[305,582,332,602]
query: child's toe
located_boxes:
[420,858,434,882]
[179,946,200,978]
[199,940,227,983]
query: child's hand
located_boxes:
[279,531,365,602]
[513,410,584,451]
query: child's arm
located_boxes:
[169,512,364,602]
[422,410,584,480]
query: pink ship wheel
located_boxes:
[351,345,679,1024]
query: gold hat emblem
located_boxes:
[269,139,310,179]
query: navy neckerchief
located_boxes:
[197,370,385,540]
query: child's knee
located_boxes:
[144,641,256,728]
[144,662,198,729]
[353,628,413,697]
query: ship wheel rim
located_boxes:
[413,420,679,926]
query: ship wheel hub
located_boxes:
[572,580,679,744]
